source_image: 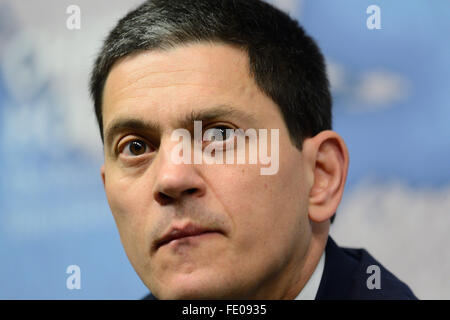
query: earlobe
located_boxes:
[100,164,106,188]
[307,131,349,223]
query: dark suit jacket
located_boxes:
[142,236,417,300]
[315,236,416,299]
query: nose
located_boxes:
[152,139,206,206]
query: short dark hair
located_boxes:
[90,0,332,146]
[89,0,335,222]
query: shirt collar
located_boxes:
[294,250,326,300]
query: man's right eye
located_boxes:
[120,139,152,156]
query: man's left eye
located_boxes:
[204,125,234,142]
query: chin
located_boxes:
[150,272,240,300]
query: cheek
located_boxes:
[104,174,152,259]
[211,155,308,253]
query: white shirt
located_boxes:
[294,251,326,300]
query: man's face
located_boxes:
[101,42,313,299]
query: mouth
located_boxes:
[154,224,222,251]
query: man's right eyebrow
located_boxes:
[104,118,161,148]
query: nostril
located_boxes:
[154,188,203,205]
[155,192,173,205]
[185,188,198,195]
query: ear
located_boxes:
[303,131,349,223]
[100,164,106,188]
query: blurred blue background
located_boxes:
[0,0,449,299]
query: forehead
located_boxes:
[102,42,280,137]
[103,42,251,98]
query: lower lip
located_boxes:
[161,231,220,249]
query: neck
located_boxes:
[281,221,329,300]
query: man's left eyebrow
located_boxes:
[177,104,258,128]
